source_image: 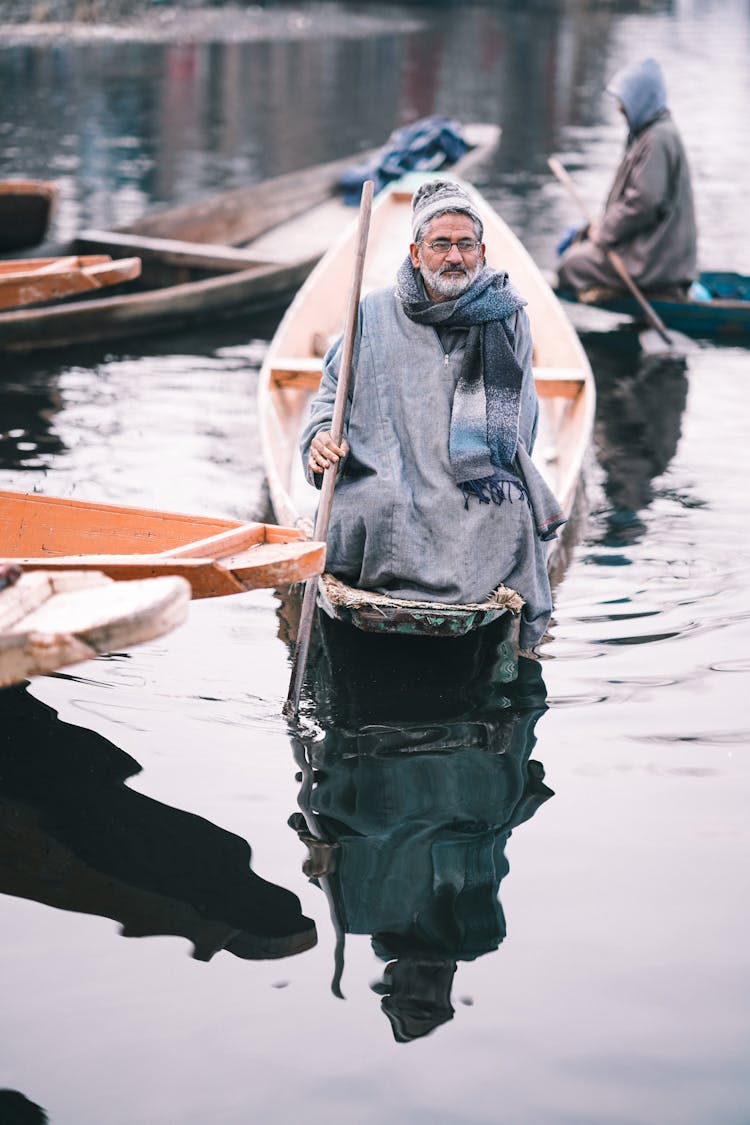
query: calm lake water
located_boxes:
[1,3,750,1123]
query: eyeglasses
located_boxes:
[421,238,481,255]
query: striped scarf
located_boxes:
[396,258,528,508]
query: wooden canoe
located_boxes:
[556,270,750,341]
[0,179,59,252]
[258,175,595,637]
[0,490,326,598]
[0,124,499,353]
[0,255,142,311]
[0,567,190,687]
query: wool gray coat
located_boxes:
[300,286,558,649]
[558,61,697,294]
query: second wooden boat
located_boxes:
[258,176,595,637]
[0,491,325,598]
[0,125,499,353]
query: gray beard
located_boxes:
[418,250,483,300]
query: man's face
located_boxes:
[409,212,485,302]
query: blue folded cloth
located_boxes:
[556,223,587,256]
[339,116,469,204]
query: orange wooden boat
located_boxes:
[0,179,59,252]
[0,491,326,598]
[0,254,142,311]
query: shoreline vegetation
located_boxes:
[0,1,421,43]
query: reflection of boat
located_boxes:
[557,272,750,341]
[0,567,190,687]
[0,685,316,962]
[582,334,688,545]
[289,619,552,1040]
[0,489,325,597]
[259,176,595,636]
[0,178,58,252]
[0,374,65,470]
[0,124,499,353]
[0,254,141,311]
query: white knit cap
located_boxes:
[411,180,481,241]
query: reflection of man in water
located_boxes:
[0,1089,48,1125]
[0,685,315,963]
[292,636,552,1042]
[586,342,688,544]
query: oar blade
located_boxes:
[638,326,697,358]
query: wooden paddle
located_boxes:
[284,179,375,721]
[548,157,692,356]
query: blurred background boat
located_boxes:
[0,178,58,252]
[0,122,499,353]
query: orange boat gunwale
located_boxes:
[0,490,325,598]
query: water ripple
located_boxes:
[635,731,750,747]
[710,658,750,673]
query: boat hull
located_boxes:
[557,271,750,340]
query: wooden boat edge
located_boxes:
[0,569,191,686]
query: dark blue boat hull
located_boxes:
[558,271,750,340]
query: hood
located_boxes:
[606,57,667,133]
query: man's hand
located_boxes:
[309,431,349,475]
[587,218,602,245]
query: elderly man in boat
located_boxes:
[301,179,564,651]
[557,57,697,299]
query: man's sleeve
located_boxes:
[299,336,342,487]
[299,303,363,487]
[599,135,671,246]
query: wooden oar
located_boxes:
[284,179,374,721]
[290,735,346,996]
[548,157,691,356]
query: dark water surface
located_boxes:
[1,3,749,1123]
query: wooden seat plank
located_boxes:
[533,367,585,398]
[76,228,277,273]
[270,357,325,390]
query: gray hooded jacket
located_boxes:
[559,58,697,292]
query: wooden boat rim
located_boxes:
[320,572,524,614]
[0,256,312,329]
[0,487,245,529]
[0,179,58,199]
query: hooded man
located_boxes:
[301,179,564,652]
[557,57,697,297]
